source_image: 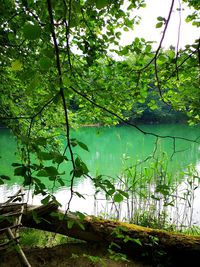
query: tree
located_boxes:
[0,0,199,209]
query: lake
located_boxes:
[1,124,200,227]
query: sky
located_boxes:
[71,0,199,55]
[120,0,199,49]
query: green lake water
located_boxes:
[1,124,200,185]
[1,124,200,225]
[73,124,200,176]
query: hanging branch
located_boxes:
[69,85,200,144]
[128,0,176,106]
[165,47,198,83]
[63,0,73,72]
[130,0,175,74]
[153,0,175,103]
[46,0,75,212]
[2,10,24,27]
[69,84,200,169]
[174,0,182,81]
[0,93,59,121]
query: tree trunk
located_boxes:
[20,204,200,266]
[2,203,200,266]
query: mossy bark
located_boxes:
[2,203,200,266]
[20,204,200,266]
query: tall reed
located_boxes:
[93,153,200,231]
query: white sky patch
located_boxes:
[120,0,199,49]
[71,0,199,56]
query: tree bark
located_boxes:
[2,203,200,266]
[20,204,200,265]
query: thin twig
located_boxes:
[130,0,175,73]
[70,85,200,144]
[175,0,182,80]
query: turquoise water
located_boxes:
[72,125,200,177]
[1,124,200,225]
[1,125,200,185]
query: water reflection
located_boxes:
[1,125,200,228]
[1,169,200,228]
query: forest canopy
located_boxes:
[0,0,199,205]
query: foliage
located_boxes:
[83,254,106,266]
[93,152,200,230]
[20,228,74,248]
[0,0,199,209]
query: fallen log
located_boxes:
[2,203,200,266]
[20,204,200,266]
[0,202,58,229]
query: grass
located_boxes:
[20,228,81,248]
[93,153,200,233]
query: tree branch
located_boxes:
[46,0,75,212]
[70,85,200,144]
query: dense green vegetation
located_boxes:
[0,0,199,218]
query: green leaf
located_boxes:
[33,177,46,187]
[73,157,89,177]
[32,210,41,224]
[71,141,77,147]
[67,220,75,229]
[77,141,89,152]
[35,137,47,146]
[133,238,142,246]
[115,32,121,39]
[123,27,129,32]
[167,49,175,59]
[44,166,59,176]
[23,175,32,186]
[74,191,85,199]
[52,94,61,104]
[138,98,145,104]
[76,221,85,230]
[157,16,165,21]
[95,0,108,9]
[43,48,55,58]
[118,190,129,199]
[28,73,41,90]
[39,57,52,71]
[23,23,41,40]
[75,211,86,221]
[107,189,115,196]
[36,169,48,177]
[11,60,23,71]
[52,152,67,164]
[0,175,11,180]
[38,151,54,161]
[113,193,123,203]
[14,166,27,176]
[12,163,22,167]
[41,195,51,205]
[103,179,115,190]
[156,22,163,28]
[150,104,157,110]
[57,178,65,186]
